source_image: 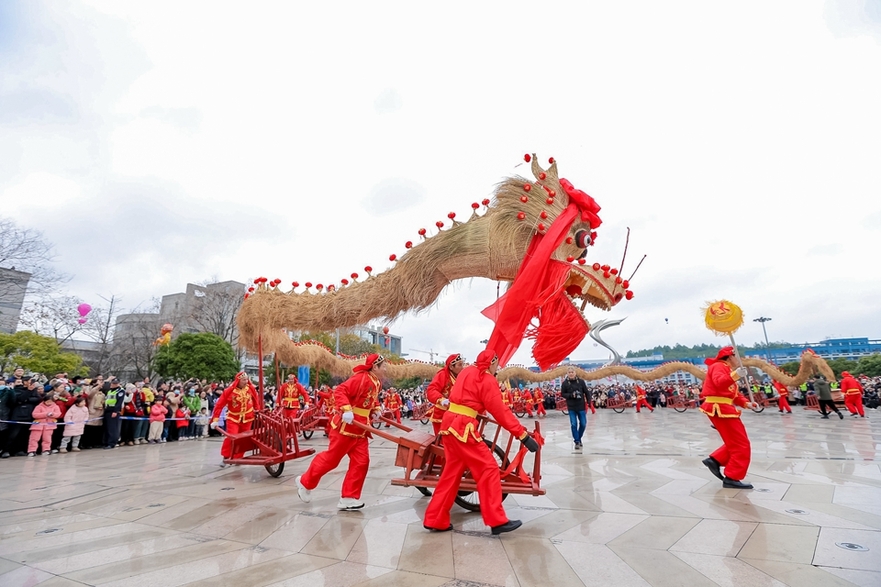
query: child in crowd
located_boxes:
[29,393,62,456]
[194,408,209,438]
[175,404,189,440]
[148,399,167,443]
[61,396,89,452]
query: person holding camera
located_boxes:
[561,367,589,450]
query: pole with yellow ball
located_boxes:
[703,300,756,406]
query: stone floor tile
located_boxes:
[738,524,820,565]
[741,557,863,587]
[550,512,649,544]
[300,515,368,560]
[607,515,701,551]
[812,527,881,572]
[609,546,718,587]
[501,534,583,587]
[351,569,451,587]
[450,532,519,586]
[397,524,455,578]
[818,567,881,587]
[555,540,650,586]
[261,561,395,587]
[181,552,337,587]
[347,517,411,569]
[672,551,787,586]
[670,519,758,557]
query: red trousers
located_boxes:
[708,416,751,481]
[589,401,596,415]
[221,420,253,459]
[845,394,865,417]
[282,407,300,419]
[777,395,792,413]
[385,409,401,426]
[535,402,546,417]
[423,437,508,529]
[635,398,653,412]
[432,421,442,435]
[300,428,369,499]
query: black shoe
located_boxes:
[0,452,9,459]
[821,415,829,419]
[839,412,844,420]
[722,477,753,489]
[423,524,453,532]
[702,457,723,481]
[491,520,522,535]
[14,452,25,457]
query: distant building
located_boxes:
[159,280,245,340]
[0,267,31,333]
[60,339,107,374]
[744,337,881,364]
[567,354,704,386]
[351,324,402,356]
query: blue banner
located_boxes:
[298,365,310,386]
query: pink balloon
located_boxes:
[77,303,92,317]
[77,318,87,324]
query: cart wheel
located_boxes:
[673,402,688,413]
[561,408,568,415]
[420,418,430,425]
[613,402,626,413]
[264,431,285,478]
[302,429,314,440]
[454,440,510,512]
[751,402,765,414]
[514,410,526,418]
[417,486,432,497]
[371,413,382,429]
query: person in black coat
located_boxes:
[7,377,44,456]
[560,367,588,450]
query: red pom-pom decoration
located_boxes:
[316,284,324,291]
[565,237,573,244]
[389,254,397,261]
[482,198,490,206]
[610,268,618,275]
[305,282,313,288]
[520,195,529,203]
[548,157,555,164]
[418,228,426,236]
[622,280,629,288]
[405,241,413,248]
[548,189,556,197]
[546,198,554,205]
[625,290,634,300]
[448,212,456,220]
[244,293,249,299]
[603,272,610,279]
[592,263,601,271]
[248,286,255,292]
[523,184,531,192]
[435,221,444,229]
[327,284,335,291]
[566,255,575,262]
[524,153,531,162]
[517,212,526,220]
[578,258,586,265]
[351,272,359,279]
[341,279,349,285]
[365,266,373,273]
[601,264,610,271]
[537,223,546,232]
[540,211,548,219]
[539,172,546,180]
[471,202,479,209]
[615,276,622,284]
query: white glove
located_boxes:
[733,367,748,379]
[341,411,355,424]
[440,399,450,407]
[210,421,218,429]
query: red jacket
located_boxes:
[441,365,526,444]
[278,381,310,410]
[332,371,382,438]
[699,362,749,418]
[211,384,260,424]
[426,368,455,423]
[840,375,864,396]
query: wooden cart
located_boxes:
[294,404,329,439]
[409,402,431,425]
[217,409,315,477]
[355,415,544,512]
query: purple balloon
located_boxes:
[77,318,87,324]
[77,303,92,317]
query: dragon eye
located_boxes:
[574,230,591,248]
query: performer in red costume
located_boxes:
[383,388,402,426]
[277,373,310,418]
[426,354,465,435]
[296,354,386,510]
[771,380,792,414]
[840,371,866,418]
[316,384,335,436]
[699,347,756,489]
[533,387,546,418]
[521,388,535,418]
[210,372,261,462]
[634,385,654,413]
[423,349,540,535]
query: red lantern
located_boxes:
[382,326,389,335]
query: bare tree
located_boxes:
[80,294,123,375]
[18,295,87,344]
[0,217,68,297]
[189,280,245,347]
[112,299,162,381]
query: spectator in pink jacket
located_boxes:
[61,396,89,452]
[29,395,62,456]
[148,400,167,443]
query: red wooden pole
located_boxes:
[257,334,265,410]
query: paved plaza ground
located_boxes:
[1,405,879,587]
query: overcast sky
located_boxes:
[2,1,880,366]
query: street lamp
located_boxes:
[753,317,772,362]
